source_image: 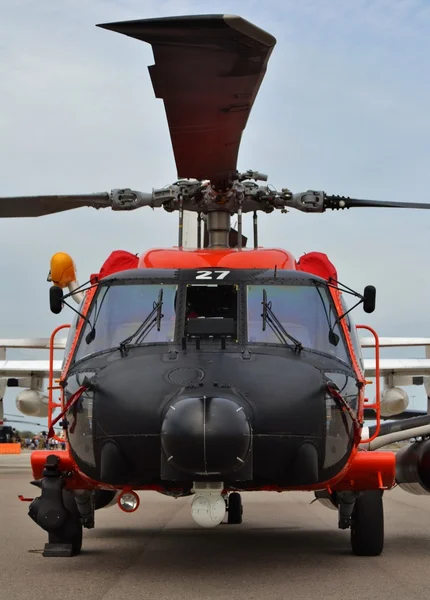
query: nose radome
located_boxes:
[161,396,251,476]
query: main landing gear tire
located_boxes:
[227,492,243,524]
[48,519,83,556]
[350,490,384,556]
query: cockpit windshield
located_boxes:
[247,284,350,362]
[75,283,177,361]
[71,275,351,365]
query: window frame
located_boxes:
[339,293,365,372]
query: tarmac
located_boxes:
[2,452,430,600]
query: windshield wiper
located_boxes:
[85,285,110,345]
[118,289,164,357]
[261,289,303,353]
[314,284,340,347]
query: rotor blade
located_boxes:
[0,193,110,218]
[0,189,158,218]
[97,15,276,187]
[325,196,430,211]
[286,191,430,213]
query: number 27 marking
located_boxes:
[196,270,230,280]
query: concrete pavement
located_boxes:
[2,453,430,600]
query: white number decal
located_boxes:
[195,270,230,280]
[214,270,230,280]
[195,271,213,280]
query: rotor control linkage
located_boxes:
[236,170,268,182]
[110,189,153,210]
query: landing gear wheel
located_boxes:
[227,492,243,524]
[47,519,83,556]
[350,490,384,556]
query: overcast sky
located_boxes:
[1,0,430,427]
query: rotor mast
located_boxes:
[206,211,231,249]
[181,209,233,250]
[183,203,253,250]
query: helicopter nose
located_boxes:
[161,396,251,476]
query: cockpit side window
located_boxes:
[340,294,365,372]
[247,284,351,363]
[74,283,177,361]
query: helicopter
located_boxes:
[3,14,430,559]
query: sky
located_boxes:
[1,0,430,428]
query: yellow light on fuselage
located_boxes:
[48,252,77,289]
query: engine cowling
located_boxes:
[16,389,49,418]
[396,439,430,495]
[379,387,409,417]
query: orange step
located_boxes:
[0,443,21,454]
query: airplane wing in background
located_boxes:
[361,337,430,384]
[363,358,430,380]
[0,338,67,350]
[360,337,430,348]
[360,337,430,419]
[0,338,65,381]
[0,339,66,424]
[0,360,62,379]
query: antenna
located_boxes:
[197,213,202,249]
[178,197,184,248]
[237,204,243,249]
[253,211,258,249]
